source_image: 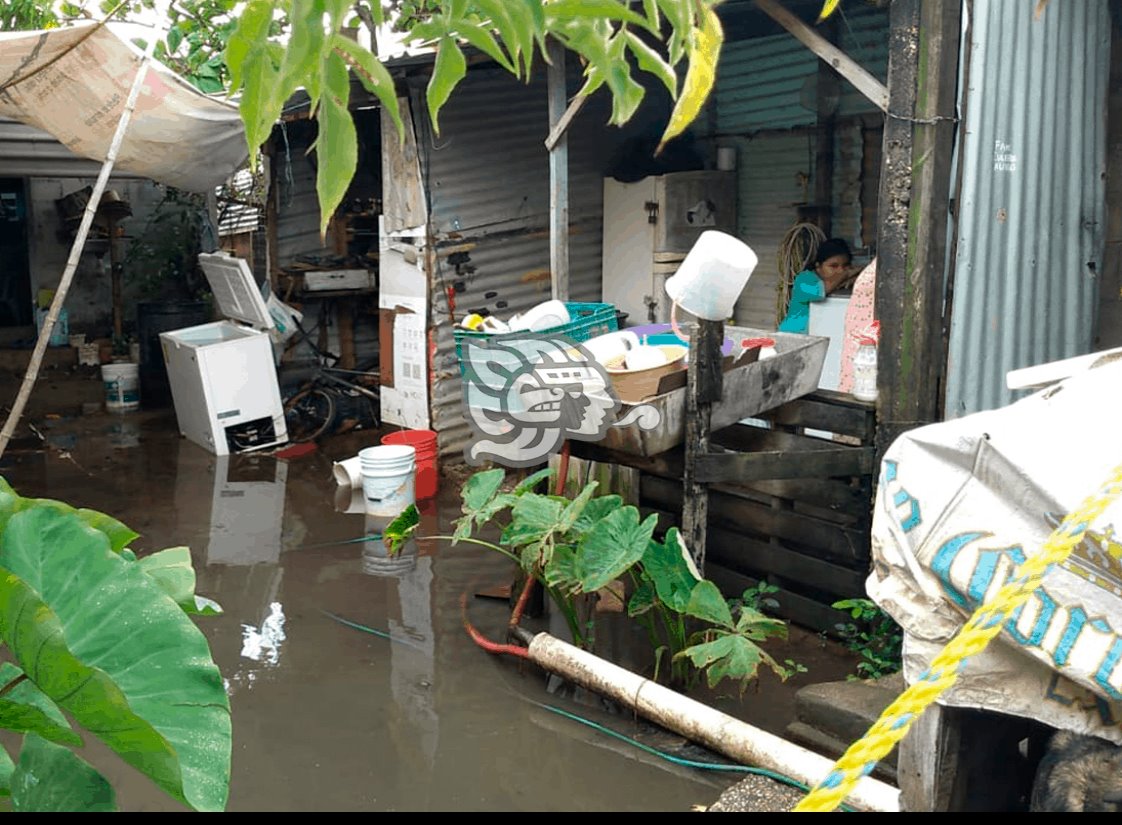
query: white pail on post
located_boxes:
[665,231,758,321]
[359,445,416,518]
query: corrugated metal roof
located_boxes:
[0,116,143,178]
[944,0,1110,417]
[217,168,262,237]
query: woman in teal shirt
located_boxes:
[778,238,853,334]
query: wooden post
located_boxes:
[683,319,723,573]
[874,0,961,463]
[547,38,569,302]
[109,215,123,344]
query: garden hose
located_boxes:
[794,462,1122,812]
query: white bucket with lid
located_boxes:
[101,363,140,413]
[665,231,758,321]
[359,444,416,518]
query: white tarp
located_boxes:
[868,351,1122,743]
[0,22,248,191]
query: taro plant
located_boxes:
[0,479,230,812]
[386,468,795,694]
[832,597,904,681]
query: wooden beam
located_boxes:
[544,93,588,152]
[694,446,874,484]
[754,0,888,112]
[547,38,570,302]
[874,0,961,462]
[682,320,723,573]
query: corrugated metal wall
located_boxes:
[945,0,1111,417]
[416,66,624,458]
[0,117,143,178]
[272,120,332,268]
[714,6,888,329]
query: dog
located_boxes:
[1030,730,1122,811]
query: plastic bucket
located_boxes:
[359,444,416,518]
[381,429,439,500]
[101,363,140,413]
[664,231,758,321]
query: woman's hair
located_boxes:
[816,238,852,264]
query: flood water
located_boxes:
[0,410,775,812]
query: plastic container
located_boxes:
[382,429,439,500]
[664,231,758,321]
[359,444,416,518]
[35,308,69,347]
[454,302,617,376]
[852,321,880,402]
[101,363,140,412]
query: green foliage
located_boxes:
[0,480,231,812]
[832,598,903,681]
[448,469,791,693]
[224,0,728,238]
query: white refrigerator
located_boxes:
[161,252,288,456]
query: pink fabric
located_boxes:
[838,259,877,394]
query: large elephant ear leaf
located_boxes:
[0,505,231,812]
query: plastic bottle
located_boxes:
[852,321,880,402]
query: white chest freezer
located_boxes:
[160,252,288,456]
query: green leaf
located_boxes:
[627,578,656,617]
[511,493,564,535]
[137,546,195,607]
[544,544,581,595]
[571,494,622,536]
[640,529,698,613]
[558,481,598,532]
[167,24,183,53]
[384,503,420,555]
[642,0,660,29]
[543,0,648,27]
[735,606,789,642]
[330,34,404,140]
[0,699,82,747]
[463,468,506,512]
[818,0,842,22]
[578,508,657,592]
[0,478,139,554]
[679,633,778,690]
[11,735,116,812]
[659,3,723,151]
[514,468,553,494]
[0,742,13,797]
[190,595,224,616]
[454,20,516,72]
[0,506,231,811]
[686,580,735,629]
[625,30,677,97]
[315,51,359,238]
[427,36,467,135]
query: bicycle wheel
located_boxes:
[283,388,336,443]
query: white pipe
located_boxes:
[524,632,900,812]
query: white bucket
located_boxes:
[359,444,416,518]
[665,230,758,321]
[101,363,140,413]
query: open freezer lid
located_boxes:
[197,252,274,331]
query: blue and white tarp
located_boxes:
[868,350,1122,742]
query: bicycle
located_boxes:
[282,321,381,443]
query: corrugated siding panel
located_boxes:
[0,117,143,178]
[945,0,1110,417]
[418,66,621,459]
[732,133,816,329]
[273,123,332,267]
[715,5,888,134]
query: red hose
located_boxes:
[461,592,529,659]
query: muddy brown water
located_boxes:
[0,410,858,812]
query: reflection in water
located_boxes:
[389,556,438,775]
[334,483,365,514]
[202,453,288,566]
[241,602,287,665]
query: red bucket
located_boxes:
[381,429,439,500]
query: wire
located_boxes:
[319,609,429,653]
[775,223,826,326]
